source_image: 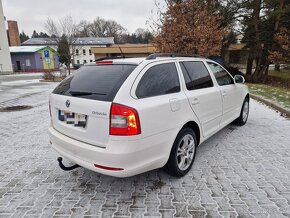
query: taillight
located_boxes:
[110,103,141,136]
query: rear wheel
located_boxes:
[164,128,197,177]
[235,97,249,126]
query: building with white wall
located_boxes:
[0,0,12,73]
[22,37,114,67]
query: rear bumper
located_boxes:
[48,126,178,177]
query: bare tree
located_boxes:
[45,15,80,74]
[105,20,127,43]
[77,20,91,37]
[86,17,127,43]
[88,17,108,37]
[135,28,146,38]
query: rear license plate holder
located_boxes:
[58,110,87,128]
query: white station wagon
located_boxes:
[49,54,249,177]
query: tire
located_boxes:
[235,97,250,126]
[164,128,197,177]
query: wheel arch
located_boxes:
[245,93,250,100]
[182,121,201,146]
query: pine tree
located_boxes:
[19,31,29,43]
[57,35,71,68]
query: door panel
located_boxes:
[206,61,241,127]
[185,87,223,137]
[219,85,240,126]
[178,61,223,138]
[131,61,188,138]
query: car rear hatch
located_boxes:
[50,63,136,148]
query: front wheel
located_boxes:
[235,97,249,126]
[164,128,197,177]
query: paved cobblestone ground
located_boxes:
[0,80,290,218]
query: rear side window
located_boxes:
[180,61,213,90]
[53,64,136,101]
[136,63,180,98]
[207,62,234,86]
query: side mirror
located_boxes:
[234,75,245,84]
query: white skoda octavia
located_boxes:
[48,54,249,177]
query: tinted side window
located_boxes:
[207,62,234,86]
[136,63,180,98]
[180,61,213,90]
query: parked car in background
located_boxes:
[48,54,249,177]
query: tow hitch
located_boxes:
[57,157,80,171]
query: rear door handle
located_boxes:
[191,98,200,105]
[222,91,227,97]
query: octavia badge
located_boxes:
[66,100,70,108]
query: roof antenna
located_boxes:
[115,39,125,58]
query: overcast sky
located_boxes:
[2,0,166,36]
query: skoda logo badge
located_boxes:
[66,100,70,108]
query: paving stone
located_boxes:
[188,210,207,218]
[84,199,104,216]
[202,204,221,218]
[1,83,290,218]
[219,211,238,218]
[173,202,191,217]
[213,197,235,212]
[171,188,186,203]
[159,209,175,218]
[144,201,161,217]
[40,207,59,218]
[113,202,131,217]
[54,200,78,215]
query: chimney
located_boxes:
[7,20,21,46]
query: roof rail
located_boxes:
[145,53,203,60]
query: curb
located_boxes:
[250,94,290,118]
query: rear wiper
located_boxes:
[69,91,106,96]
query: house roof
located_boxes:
[91,44,156,54]
[10,46,54,53]
[22,38,57,46]
[22,37,114,46]
[74,37,114,45]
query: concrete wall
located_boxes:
[0,0,12,73]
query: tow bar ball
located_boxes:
[57,157,80,171]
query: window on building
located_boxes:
[83,60,87,64]
[77,60,80,64]
[136,63,180,99]
[180,61,213,90]
[25,59,31,67]
[76,49,79,56]
[207,62,234,86]
[89,49,92,55]
[83,49,86,55]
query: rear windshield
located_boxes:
[52,64,136,101]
